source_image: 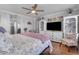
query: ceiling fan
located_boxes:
[22,4,44,15]
[66,8,79,14]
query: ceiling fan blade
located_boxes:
[22,7,31,10]
[36,10,44,12]
[27,11,31,14]
[32,4,37,10]
[34,4,37,8]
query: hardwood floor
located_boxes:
[42,41,79,55]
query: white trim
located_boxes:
[64,15,79,18]
[0,9,33,19]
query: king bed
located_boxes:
[0,27,53,55]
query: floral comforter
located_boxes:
[0,33,47,55]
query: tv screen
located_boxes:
[47,22,61,31]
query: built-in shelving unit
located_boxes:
[39,17,63,42]
[64,15,78,41]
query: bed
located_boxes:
[0,27,53,55]
[21,32,53,54]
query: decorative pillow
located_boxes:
[0,33,13,52]
[0,26,6,33]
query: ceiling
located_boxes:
[0,4,76,18]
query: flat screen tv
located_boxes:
[47,22,61,31]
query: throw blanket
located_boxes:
[21,32,51,43]
[22,32,51,42]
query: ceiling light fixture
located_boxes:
[31,10,36,13]
[22,4,44,15]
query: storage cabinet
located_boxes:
[51,31,63,42]
[43,31,63,42]
[64,15,78,40]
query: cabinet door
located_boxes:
[64,17,76,34]
[52,32,62,42]
[78,16,79,33]
[39,20,44,32]
[40,21,44,31]
[64,16,76,38]
[39,20,46,33]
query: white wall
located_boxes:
[0,13,10,32]
[16,16,36,33]
[0,12,36,33]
